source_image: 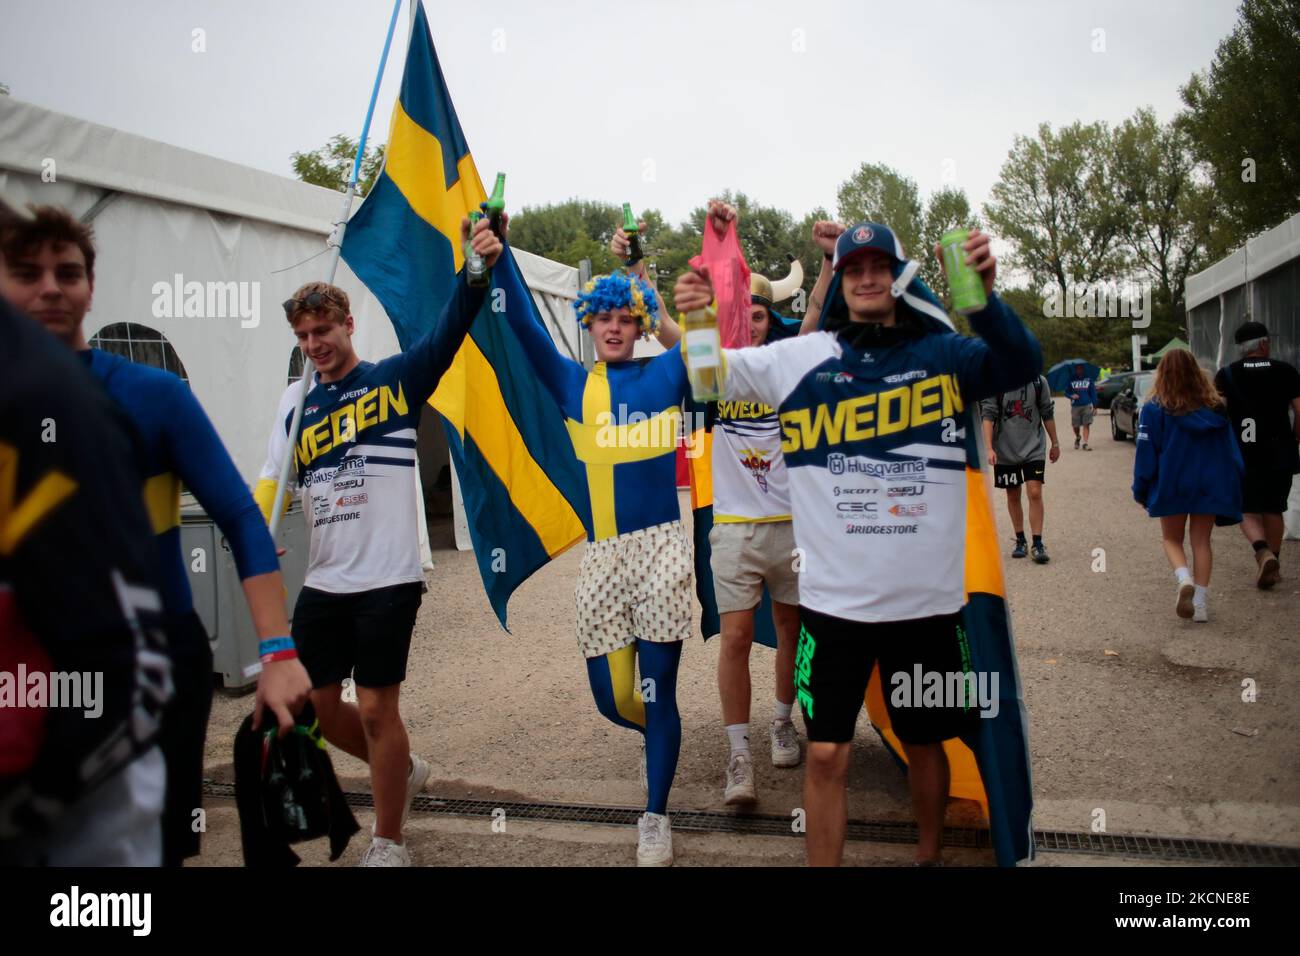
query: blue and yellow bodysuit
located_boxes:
[501,271,692,818]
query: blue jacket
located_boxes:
[1132,402,1243,522]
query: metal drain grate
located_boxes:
[203,780,1299,865]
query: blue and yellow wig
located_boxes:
[574,270,661,338]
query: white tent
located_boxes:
[0,97,583,557]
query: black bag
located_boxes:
[233,701,360,866]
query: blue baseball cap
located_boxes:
[832,221,908,272]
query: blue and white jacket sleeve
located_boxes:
[1132,403,1163,506]
[945,293,1043,406]
[163,377,280,580]
[722,333,840,408]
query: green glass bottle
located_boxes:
[482,172,506,237]
[621,202,643,265]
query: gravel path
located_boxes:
[197,400,1298,866]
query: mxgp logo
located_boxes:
[151,273,261,328]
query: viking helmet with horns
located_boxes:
[750,254,804,308]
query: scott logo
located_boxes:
[853,226,874,243]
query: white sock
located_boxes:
[725,723,750,757]
[1193,585,1207,607]
[773,700,793,723]
[1174,567,1191,585]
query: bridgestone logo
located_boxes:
[845,524,919,534]
[313,511,361,528]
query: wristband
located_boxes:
[260,648,299,665]
[258,636,295,657]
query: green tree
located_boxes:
[1110,107,1215,342]
[291,135,385,196]
[1179,0,1300,245]
[984,121,1128,297]
[835,163,923,258]
[0,82,9,96]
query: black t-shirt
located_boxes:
[1215,358,1300,473]
[0,299,172,835]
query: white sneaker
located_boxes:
[724,752,757,804]
[636,812,673,866]
[638,739,648,795]
[1175,582,1195,619]
[1193,603,1208,623]
[360,836,411,867]
[403,753,430,830]
[770,718,802,768]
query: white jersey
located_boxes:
[711,398,791,522]
[722,297,1035,623]
[260,367,425,595]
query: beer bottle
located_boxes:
[482,172,506,237]
[621,202,644,265]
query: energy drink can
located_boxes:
[940,228,988,315]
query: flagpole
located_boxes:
[269,0,406,539]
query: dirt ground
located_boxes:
[197,400,1299,866]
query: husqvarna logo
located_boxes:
[853,226,873,243]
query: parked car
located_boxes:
[1096,371,1138,410]
[1111,372,1154,440]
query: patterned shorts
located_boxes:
[575,520,695,658]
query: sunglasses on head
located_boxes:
[282,290,344,318]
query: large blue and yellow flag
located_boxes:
[341,1,589,628]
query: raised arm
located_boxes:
[612,217,681,350]
[398,216,501,405]
[936,229,1042,403]
[800,221,846,334]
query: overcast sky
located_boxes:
[2,0,1242,230]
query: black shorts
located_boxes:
[795,606,981,745]
[159,611,214,866]
[1241,465,1295,515]
[994,460,1046,489]
[292,582,423,689]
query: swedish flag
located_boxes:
[341,1,589,628]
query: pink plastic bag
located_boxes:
[689,219,752,350]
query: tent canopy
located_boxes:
[0,97,582,481]
[1149,336,1189,361]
